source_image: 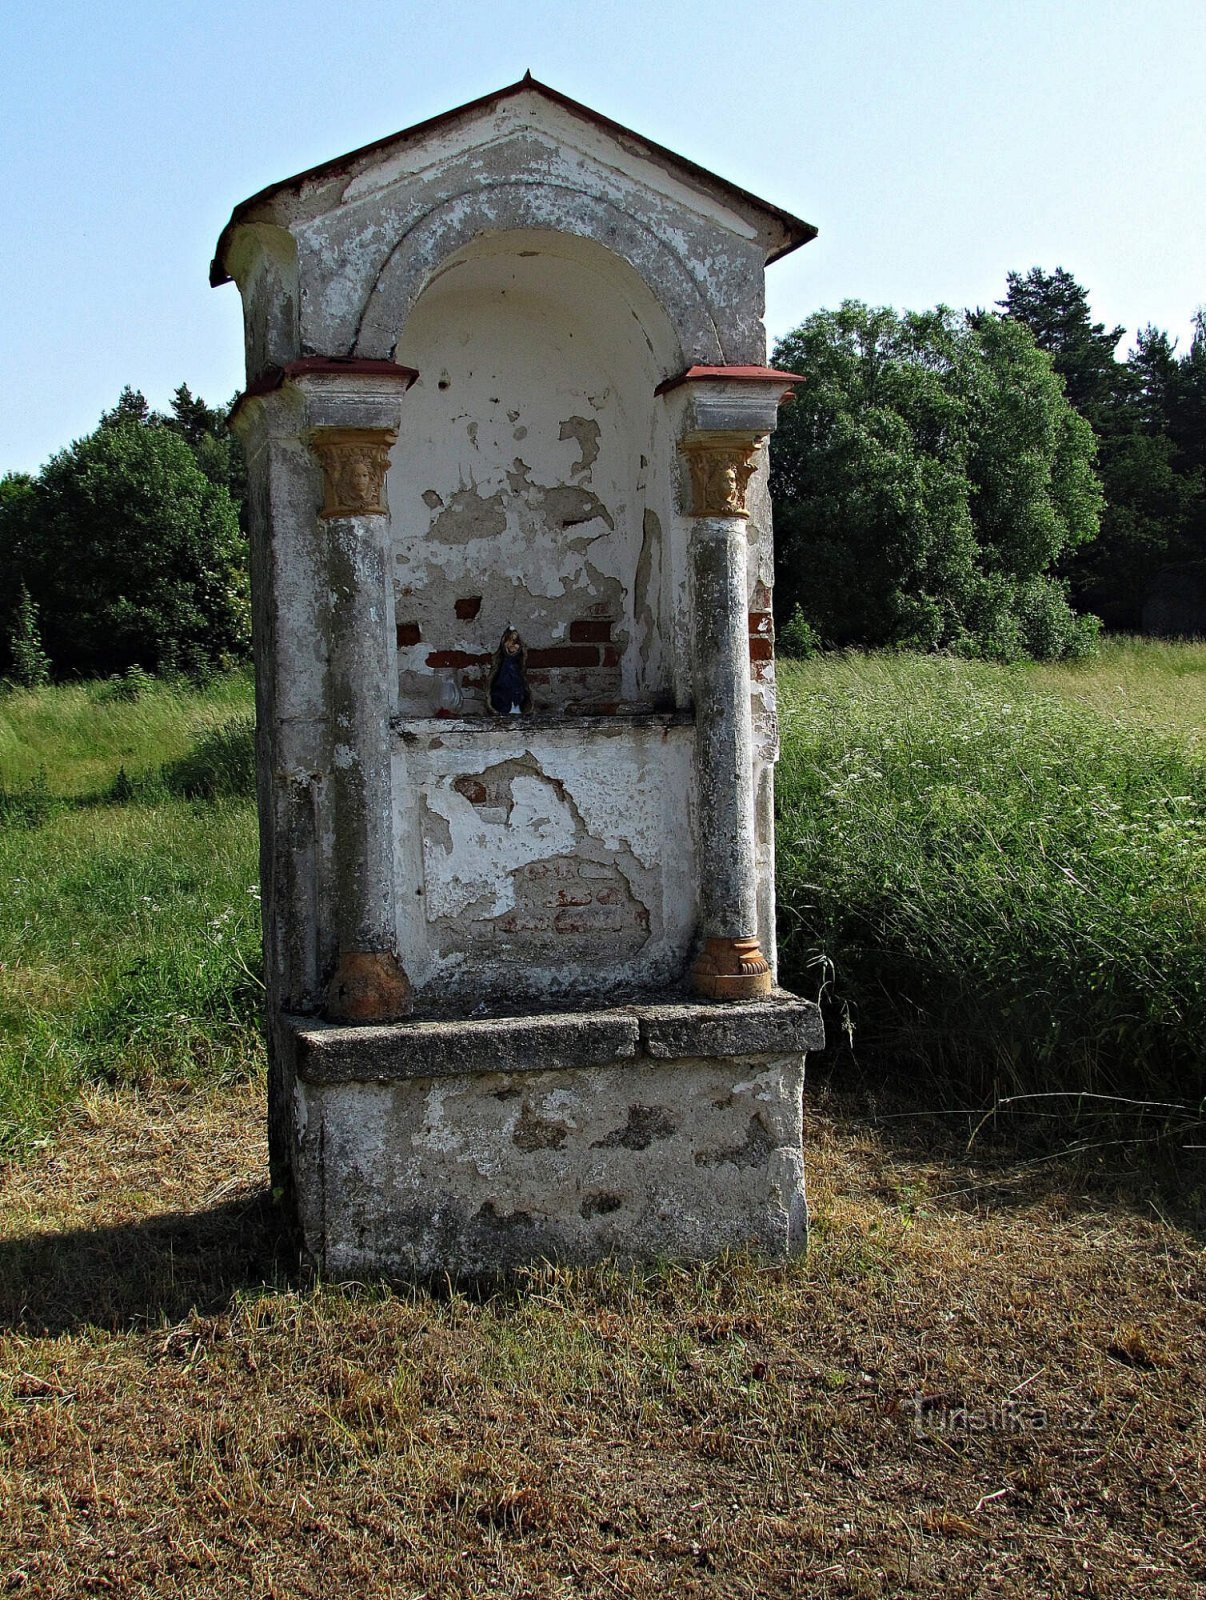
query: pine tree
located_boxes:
[999,267,1126,419]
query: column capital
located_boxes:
[306,425,397,519]
[679,432,763,519]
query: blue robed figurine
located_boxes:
[488,626,532,716]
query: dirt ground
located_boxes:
[1,1077,1202,1599]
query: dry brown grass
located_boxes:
[1,1081,1202,1599]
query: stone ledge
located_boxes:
[393,709,693,741]
[292,1010,641,1084]
[637,993,824,1058]
[288,991,823,1085]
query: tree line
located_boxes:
[0,386,248,685]
[771,266,1205,658]
[1,265,1202,684]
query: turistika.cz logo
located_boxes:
[911,1393,1048,1436]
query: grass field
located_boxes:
[0,671,260,1153]
[1,1081,1201,1597]
[776,639,1206,1112]
[0,644,1203,1596]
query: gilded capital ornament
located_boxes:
[308,427,397,519]
[680,433,763,518]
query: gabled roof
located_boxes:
[210,73,817,287]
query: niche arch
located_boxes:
[353,181,722,365]
[389,228,685,716]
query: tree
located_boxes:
[1002,269,1206,627]
[15,416,249,678]
[769,302,1101,660]
[166,383,247,519]
[7,583,50,687]
[999,267,1126,420]
[0,473,38,676]
[100,385,159,430]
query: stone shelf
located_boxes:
[287,990,824,1084]
[392,708,694,740]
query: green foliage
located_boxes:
[0,386,249,683]
[96,664,158,703]
[161,715,257,800]
[770,302,1100,660]
[8,415,249,679]
[778,607,821,659]
[168,382,247,513]
[1002,270,1206,629]
[7,583,51,688]
[999,267,1125,419]
[776,651,1206,1105]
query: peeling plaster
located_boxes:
[558,415,600,476]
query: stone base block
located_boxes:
[281,994,822,1277]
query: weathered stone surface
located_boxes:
[636,993,824,1059]
[292,1010,640,1083]
[293,1051,807,1276]
[289,992,823,1084]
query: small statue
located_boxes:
[488,626,532,715]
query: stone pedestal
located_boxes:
[284,994,822,1275]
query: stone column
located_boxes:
[682,432,772,1000]
[306,422,410,1023]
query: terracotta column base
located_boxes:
[691,937,773,1001]
[326,950,412,1024]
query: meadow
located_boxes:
[0,643,1203,1597]
[776,640,1206,1117]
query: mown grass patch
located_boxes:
[776,648,1206,1109]
[0,1082,1201,1598]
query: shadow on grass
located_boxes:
[806,1055,1206,1239]
[0,1187,299,1336]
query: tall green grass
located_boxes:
[776,647,1206,1105]
[3,647,1204,1151]
[0,669,255,797]
[0,674,260,1151]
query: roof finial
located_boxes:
[522,68,534,84]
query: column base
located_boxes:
[326,950,412,1023]
[691,937,773,1001]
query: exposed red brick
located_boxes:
[602,645,621,668]
[526,645,599,668]
[748,611,774,636]
[499,912,551,935]
[751,660,774,683]
[454,596,482,620]
[553,887,593,908]
[569,619,612,643]
[426,649,491,669]
[749,637,774,662]
[452,776,488,805]
[396,621,422,647]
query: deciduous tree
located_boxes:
[10,412,249,678]
[770,302,1100,659]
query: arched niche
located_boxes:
[389,229,684,716]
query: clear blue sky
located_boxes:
[2,0,1203,475]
